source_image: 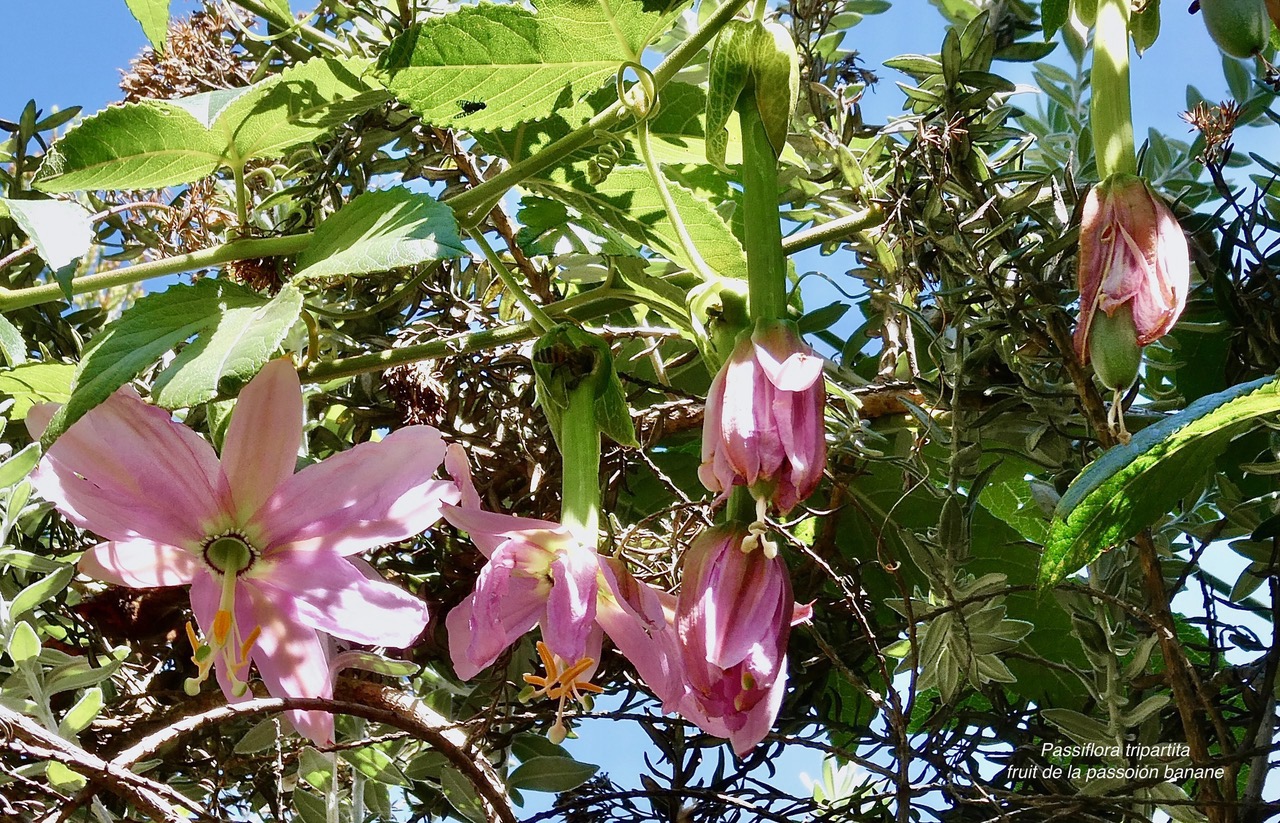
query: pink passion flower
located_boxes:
[675,523,809,756]
[27,359,460,745]
[699,319,826,514]
[1073,174,1190,368]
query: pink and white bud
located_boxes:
[699,320,826,513]
[1073,174,1190,387]
[675,524,799,755]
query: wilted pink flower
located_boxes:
[675,524,805,756]
[29,359,459,745]
[700,320,826,514]
[1073,174,1190,363]
[443,447,686,727]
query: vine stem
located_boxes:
[468,229,556,332]
[636,119,720,283]
[0,234,311,311]
[738,97,787,322]
[560,383,602,544]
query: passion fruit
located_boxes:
[1088,304,1142,391]
[1199,0,1270,59]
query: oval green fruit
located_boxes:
[1199,0,1270,59]
[1089,304,1142,391]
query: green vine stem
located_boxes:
[738,94,787,322]
[0,234,311,311]
[469,229,556,331]
[1090,0,1136,178]
[559,384,602,543]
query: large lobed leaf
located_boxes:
[1038,376,1280,589]
[379,0,687,131]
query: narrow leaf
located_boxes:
[509,756,600,793]
[11,564,75,617]
[0,314,27,366]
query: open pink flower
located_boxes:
[1074,174,1190,363]
[28,359,459,745]
[443,447,686,718]
[700,320,826,514]
[675,524,805,756]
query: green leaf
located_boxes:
[440,766,488,823]
[535,166,746,278]
[152,284,302,409]
[1130,0,1160,55]
[340,746,411,786]
[125,0,171,51]
[34,101,225,192]
[751,22,799,157]
[1039,376,1280,589]
[705,20,755,169]
[41,279,267,446]
[58,687,103,738]
[0,198,94,272]
[977,458,1050,544]
[0,314,28,366]
[0,362,76,419]
[7,620,40,663]
[0,443,42,489]
[508,755,600,793]
[294,188,468,279]
[214,58,390,162]
[380,0,685,131]
[292,790,328,823]
[234,718,279,754]
[44,649,125,694]
[1041,0,1068,38]
[11,564,74,617]
[46,762,87,792]
[298,747,333,792]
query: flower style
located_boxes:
[1073,174,1190,371]
[28,359,459,745]
[443,446,686,731]
[675,523,803,756]
[699,319,826,514]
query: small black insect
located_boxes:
[455,99,487,119]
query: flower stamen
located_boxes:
[185,533,263,698]
[521,641,603,743]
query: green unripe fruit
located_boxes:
[1089,304,1142,391]
[1198,0,1271,59]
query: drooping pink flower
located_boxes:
[28,359,459,745]
[443,447,687,717]
[699,320,826,514]
[1073,174,1190,363]
[675,524,803,756]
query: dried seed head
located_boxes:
[120,4,255,103]
[1181,100,1242,166]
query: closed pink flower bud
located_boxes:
[699,320,826,514]
[1073,174,1190,374]
[675,524,797,755]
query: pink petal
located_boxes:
[251,426,459,555]
[726,659,788,756]
[444,443,483,510]
[218,359,303,524]
[259,550,429,647]
[240,582,336,746]
[458,542,549,675]
[752,323,824,392]
[442,504,564,559]
[80,540,200,588]
[33,389,224,548]
[544,545,599,664]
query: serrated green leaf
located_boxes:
[977,458,1050,544]
[0,362,75,420]
[535,166,746,278]
[0,443,41,489]
[234,718,280,754]
[41,279,265,446]
[58,687,103,738]
[0,198,94,272]
[11,564,74,617]
[705,20,755,169]
[215,57,389,162]
[509,756,599,792]
[34,101,225,192]
[125,0,171,51]
[152,284,302,409]
[7,620,40,663]
[0,314,28,366]
[1039,376,1280,589]
[294,188,468,279]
